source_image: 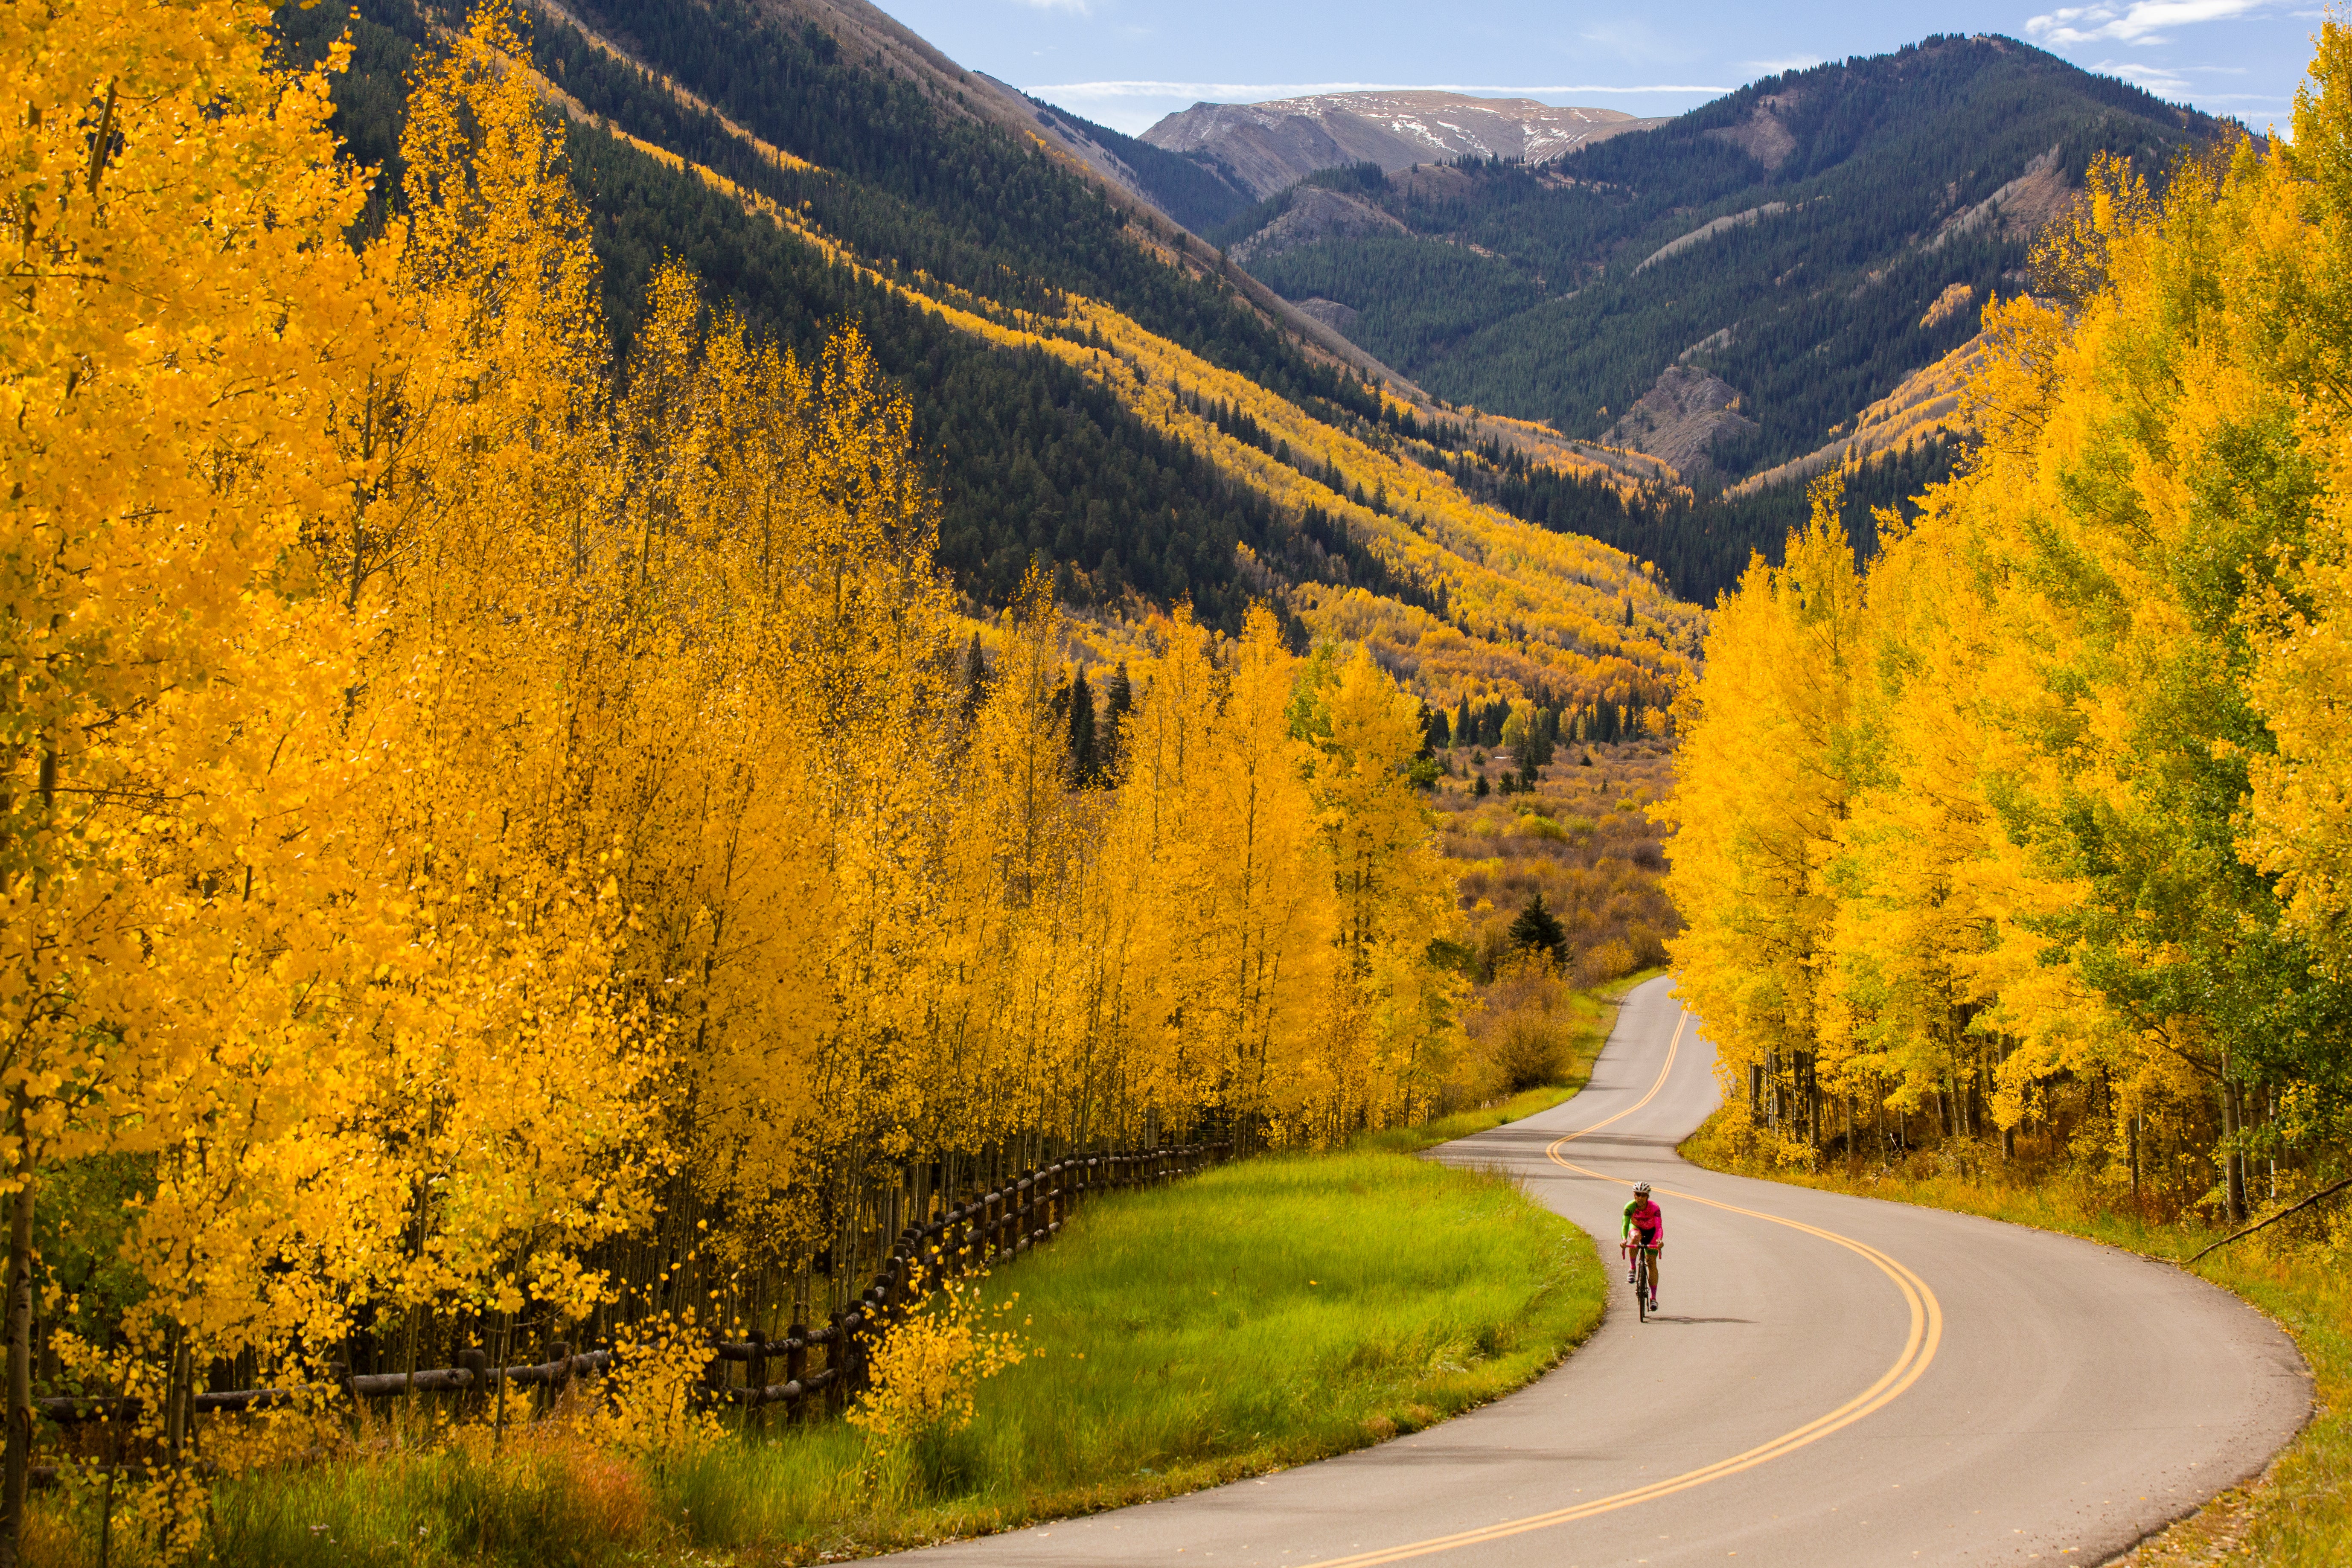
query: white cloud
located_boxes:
[1744,55,1825,72]
[2093,56,2193,89]
[2025,0,2270,47]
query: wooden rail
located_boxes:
[35,1140,1229,1434]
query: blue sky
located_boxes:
[869,0,2322,134]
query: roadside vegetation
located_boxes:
[1682,1109,2348,1565]
[1361,971,1653,1154]
[1653,25,2352,1565]
[28,1152,1601,1567]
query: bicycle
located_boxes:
[1621,1238,1659,1322]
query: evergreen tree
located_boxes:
[1508,893,1568,969]
[962,632,989,720]
[1068,666,1098,787]
[1100,660,1132,780]
[1474,773,1490,797]
[1454,695,1473,749]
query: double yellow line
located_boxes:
[1302,1008,1944,1568]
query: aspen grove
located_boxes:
[1661,26,2352,1228]
[0,0,1471,1533]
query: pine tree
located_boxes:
[1068,666,1099,787]
[962,631,990,720]
[1100,660,1133,780]
[1508,893,1568,969]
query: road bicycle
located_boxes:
[1621,1239,1658,1322]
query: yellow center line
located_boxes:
[1300,1007,1944,1568]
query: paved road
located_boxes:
[900,977,2309,1565]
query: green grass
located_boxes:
[60,1149,1604,1567]
[1680,1107,2350,1566]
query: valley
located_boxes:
[15,0,2342,1562]
[1110,36,2223,600]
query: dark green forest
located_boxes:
[1026,98,1259,236]
[1423,416,1961,606]
[1243,36,2221,482]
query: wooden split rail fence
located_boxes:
[35,1139,1229,1440]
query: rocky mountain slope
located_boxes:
[1220,34,2226,599]
[1238,37,2214,474]
[1141,91,1662,201]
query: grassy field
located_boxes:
[1680,1109,2348,1567]
[53,1149,1604,1566]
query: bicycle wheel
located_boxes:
[1636,1257,1649,1323]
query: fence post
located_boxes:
[746,1328,767,1433]
[785,1322,808,1423]
[545,1340,570,1421]
[458,1347,488,1423]
[829,1309,854,1414]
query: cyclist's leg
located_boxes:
[1645,1247,1659,1300]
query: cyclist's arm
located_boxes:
[1620,1198,1636,1239]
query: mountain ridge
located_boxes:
[1141,91,1665,201]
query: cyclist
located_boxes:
[1621,1181,1663,1312]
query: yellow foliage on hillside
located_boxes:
[548,79,1699,710]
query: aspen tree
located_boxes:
[1659,483,1862,1113]
[0,0,403,1544]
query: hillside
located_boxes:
[1141,92,1662,201]
[1238,37,2217,479]
[1211,36,2225,599]
[284,0,1695,704]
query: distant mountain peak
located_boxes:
[1142,90,1665,200]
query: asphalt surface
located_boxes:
[898,977,2310,1566]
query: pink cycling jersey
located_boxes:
[1621,1196,1664,1245]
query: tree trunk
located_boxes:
[0,1161,34,1568]
[2222,1078,2248,1226]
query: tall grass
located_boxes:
[1680,1107,2350,1566]
[42,1151,1603,1566]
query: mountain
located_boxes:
[1140,92,1664,201]
[1018,93,1261,236]
[281,0,1698,707]
[1238,38,2218,477]
[1211,35,2228,600]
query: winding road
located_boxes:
[901,977,2309,1565]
